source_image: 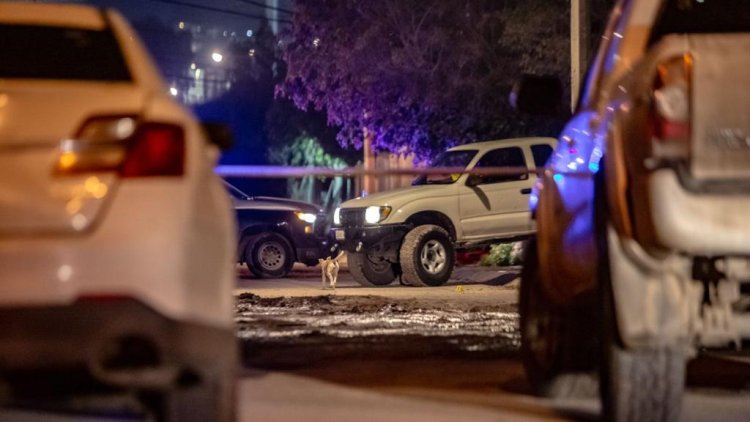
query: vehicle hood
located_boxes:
[233,197,323,214]
[340,184,455,209]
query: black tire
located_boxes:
[347,250,398,286]
[595,168,685,422]
[399,225,455,287]
[520,238,598,398]
[245,232,294,278]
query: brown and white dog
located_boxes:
[319,251,345,289]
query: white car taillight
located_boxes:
[650,55,692,160]
[55,116,185,177]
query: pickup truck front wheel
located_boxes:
[400,225,455,287]
[245,232,294,278]
[347,251,398,286]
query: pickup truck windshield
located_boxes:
[412,149,478,186]
[0,24,131,81]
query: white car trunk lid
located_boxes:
[0,82,146,235]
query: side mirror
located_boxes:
[201,122,234,151]
[509,74,564,116]
[465,174,482,187]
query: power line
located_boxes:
[147,0,292,24]
[232,0,294,15]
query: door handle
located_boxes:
[520,188,531,195]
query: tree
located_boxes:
[277,0,571,161]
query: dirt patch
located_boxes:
[236,293,520,368]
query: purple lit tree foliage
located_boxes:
[277,0,570,161]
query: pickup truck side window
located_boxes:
[473,147,528,184]
[531,144,554,168]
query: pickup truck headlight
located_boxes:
[365,206,392,224]
[333,207,341,225]
[295,212,317,224]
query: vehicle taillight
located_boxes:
[121,123,184,177]
[54,116,185,178]
[650,55,692,160]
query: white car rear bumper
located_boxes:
[0,182,235,329]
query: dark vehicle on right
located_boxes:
[225,181,332,278]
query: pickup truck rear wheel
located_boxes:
[347,251,398,286]
[520,239,598,398]
[400,225,455,287]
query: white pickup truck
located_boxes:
[332,137,556,287]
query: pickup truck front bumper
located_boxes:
[332,223,411,261]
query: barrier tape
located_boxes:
[215,165,591,178]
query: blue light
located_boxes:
[553,174,564,183]
[589,162,600,173]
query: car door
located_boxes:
[458,145,533,239]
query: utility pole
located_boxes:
[571,0,590,111]
[362,128,376,196]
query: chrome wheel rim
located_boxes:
[258,241,285,271]
[420,240,446,274]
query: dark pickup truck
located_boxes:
[225,182,333,278]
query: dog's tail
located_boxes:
[334,250,345,261]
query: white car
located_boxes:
[0,3,235,420]
[332,137,555,287]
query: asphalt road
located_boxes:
[235,264,750,422]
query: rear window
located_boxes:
[0,24,131,81]
[650,0,750,44]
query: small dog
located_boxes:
[319,251,345,289]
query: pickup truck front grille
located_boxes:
[339,208,365,228]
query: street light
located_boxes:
[211,51,223,63]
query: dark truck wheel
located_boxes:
[245,232,294,278]
[399,225,455,287]
[347,250,398,286]
[520,239,598,398]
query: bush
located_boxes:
[480,242,524,267]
